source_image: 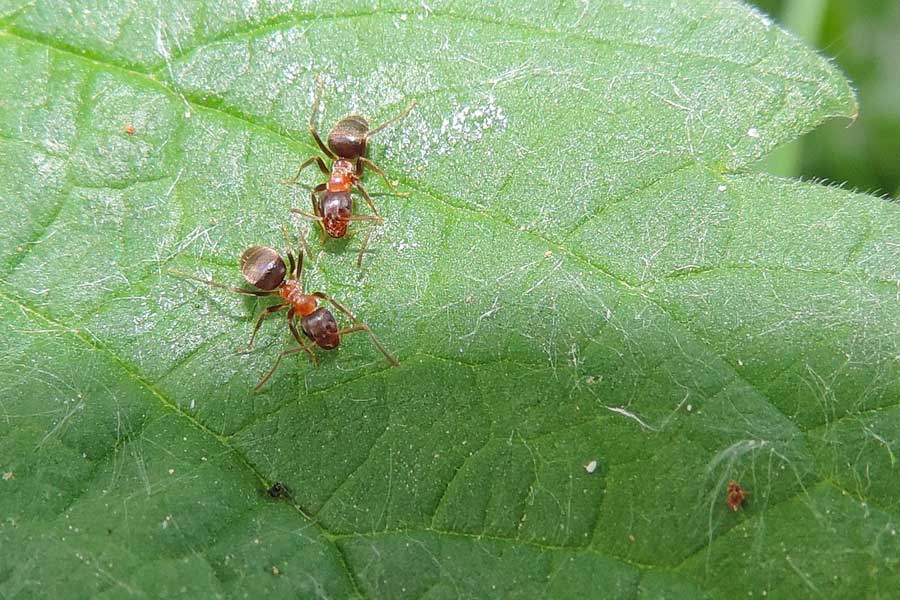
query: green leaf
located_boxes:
[1,1,897,597]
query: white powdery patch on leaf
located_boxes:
[437,96,508,151]
[392,94,510,173]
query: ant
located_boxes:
[169,226,399,391]
[283,76,417,266]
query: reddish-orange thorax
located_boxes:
[280,280,317,316]
[327,159,357,193]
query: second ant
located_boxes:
[284,76,417,266]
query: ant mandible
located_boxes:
[283,76,417,266]
[169,226,399,391]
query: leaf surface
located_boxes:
[1,1,898,597]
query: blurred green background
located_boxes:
[752,0,900,197]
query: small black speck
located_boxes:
[267,482,290,499]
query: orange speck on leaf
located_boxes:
[726,481,747,511]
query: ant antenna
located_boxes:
[367,99,418,138]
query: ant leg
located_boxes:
[309,75,337,159]
[291,183,326,239]
[281,224,296,276]
[337,325,367,335]
[310,185,329,245]
[292,208,323,221]
[353,183,384,223]
[331,218,378,266]
[309,183,325,216]
[237,303,289,353]
[282,223,311,278]
[366,99,417,137]
[358,157,409,197]
[168,269,276,297]
[291,181,324,223]
[312,293,400,366]
[252,313,319,391]
[296,226,315,268]
[287,316,318,366]
[336,324,400,367]
[281,222,313,276]
[355,226,375,268]
[282,156,329,184]
[347,183,384,266]
[254,347,304,392]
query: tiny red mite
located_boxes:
[169,226,399,390]
[283,75,416,266]
[726,481,747,512]
[124,124,135,135]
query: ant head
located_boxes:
[240,246,286,290]
[328,115,369,159]
[301,308,340,350]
